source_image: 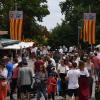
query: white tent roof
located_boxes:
[19,42,34,48]
[4,42,34,50]
[96,44,100,48]
[4,44,21,50]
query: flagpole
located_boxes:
[15,0,17,11]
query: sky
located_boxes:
[39,0,65,31]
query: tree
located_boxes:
[48,22,77,48]
[48,0,100,47]
[59,0,100,45]
[0,0,50,40]
[32,25,50,45]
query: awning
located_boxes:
[96,44,100,48]
[19,42,34,48]
[0,38,19,46]
[4,44,21,50]
[4,42,34,50]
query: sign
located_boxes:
[9,11,23,19]
[84,13,96,20]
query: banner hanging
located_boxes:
[83,13,96,44]
[9,11,23,41]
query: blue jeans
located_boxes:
[37,85,47,100]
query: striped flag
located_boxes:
[92,19,96,44]
[9,11,15,40]
[80,28,83,40]
[83,13,96,44]
[83,19,86,41]
[9,11,23,41]
[85,20,89,42]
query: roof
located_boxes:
[4,42,34,50]
[0,38,19,46]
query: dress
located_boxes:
[79,68,90,100]
[0,68,8,100]
[47,77,57,95]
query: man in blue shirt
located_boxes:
[3,56,13,79]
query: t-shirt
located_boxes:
[58,64,69,74]
[47,77,57,94]
[59,48,63,54]
[91,56,100,69]
[78,67,89,77]
[12,67,19,79]
[13,63,18,69]
[6,62,13,79]
[67,69,80,89]
[0,68,8,79]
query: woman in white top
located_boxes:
[66,62,80,100]
[57,59,68,98]
[0,62,8,100]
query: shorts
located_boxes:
[20,85,31,93]
[67,88,79,97]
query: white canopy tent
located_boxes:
[4,44,21,50]
[19,42,34,48]
[4,42,34,50]
[96,44,100,48]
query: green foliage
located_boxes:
[48,22,77,47]
[0,0,50,40]
[48,0,100,47]
[60,0,100,44]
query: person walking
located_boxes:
[78,60,90,100]
[2,56,13,80]
[47,73,57,100]
[2,56,14,95]
[35,65,48,100]
[17,61,33,100]
[57,59,68,98]
[10,59,20,100]
[66,62,80,100]
[85,57,94,97]
[0,62,8,100]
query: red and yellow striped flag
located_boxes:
[9,11,23,41]
[18,18,23,41]
[9,11,15,40]
[83,13,96,44]
[88,20,92,44]
[80,28,83,40]
[92,20,96,44]
[83,19,86,41]
[85,20,89,42]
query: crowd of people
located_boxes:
[0,44,100,100]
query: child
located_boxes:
[47,73,57,100]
